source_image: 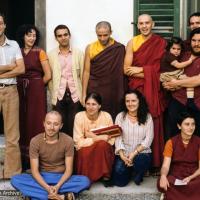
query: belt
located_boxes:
[0,83,16,88]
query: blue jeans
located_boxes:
[112,153,152,187]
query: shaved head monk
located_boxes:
[124,14,166,169]
[82,21,126,120]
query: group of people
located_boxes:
[0,9,200,200]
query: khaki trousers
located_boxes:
[0,85,22,178]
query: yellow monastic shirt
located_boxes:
[132,34,146,52]
[89,38,115,59]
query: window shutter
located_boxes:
[134,0,180,39]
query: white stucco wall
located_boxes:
[46,0,134,52]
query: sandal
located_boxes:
[65,192,75,200]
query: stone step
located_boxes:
[0,136,161,200]
[0,177,160,200]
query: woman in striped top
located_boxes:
[112,90,154,186]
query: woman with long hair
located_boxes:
[112,90,153,186]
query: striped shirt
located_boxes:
[115,112,154,156]
[0,37,22,84]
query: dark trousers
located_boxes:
[112,153,152,187]
[54,91,83,137]
[166,98,200,138]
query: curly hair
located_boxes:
[122,90,149,125]
[16,24,40,48]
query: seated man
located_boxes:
[11,111,90,200]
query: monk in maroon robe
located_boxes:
[124,14,166,167]
[82,21,125,120]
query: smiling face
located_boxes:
[125,93,139,114]
[189,16,200,31]
[137,14,154,38]
[43,112,63,140]
[24,29,36,48]
[85,98,101,118]
[178,117,195,138]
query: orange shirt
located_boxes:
[164,139,200,160]
[39,49,48,61]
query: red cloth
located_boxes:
[128,34,166,167]
[158,134,200,200]
[17,47,46,165]
[76,141,114,182]
[172,52,200,109]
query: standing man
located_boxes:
[82,21,125,120]
[0,13,25,178]
[124,14,166,168]
[11,111,90,200]
[184,12,200,50]
[164,28,200,137]
[48,25,84,137]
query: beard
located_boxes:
[191,46,200,56]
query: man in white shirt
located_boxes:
[0,13,25,179]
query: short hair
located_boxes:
[188,12,200,25]
[45,110,63,123]
[138,14,153,22]
[166,36,184,51]
[16,24,40,48]
[85,92,102,105]
[177,112,195,126]
[54,24,71,37]
[190,27,200,41]
[0,12,6,24]
[122,90,149,125]
[96,21,112,32]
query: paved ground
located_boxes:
[0,177,161,200]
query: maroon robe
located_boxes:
[88,41,126,120]
[128,34,166,167]
[17,47,46,167]
[158,134,200,200]
[76,141,114,182]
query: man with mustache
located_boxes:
[164,27,200,137]
[184,12,200,50]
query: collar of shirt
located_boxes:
[1,37,11,47]
[58,46,72,55]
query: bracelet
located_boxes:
[134,149,139,154]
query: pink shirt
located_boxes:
[57,51,79,103]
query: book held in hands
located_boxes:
[91,125,122,138]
